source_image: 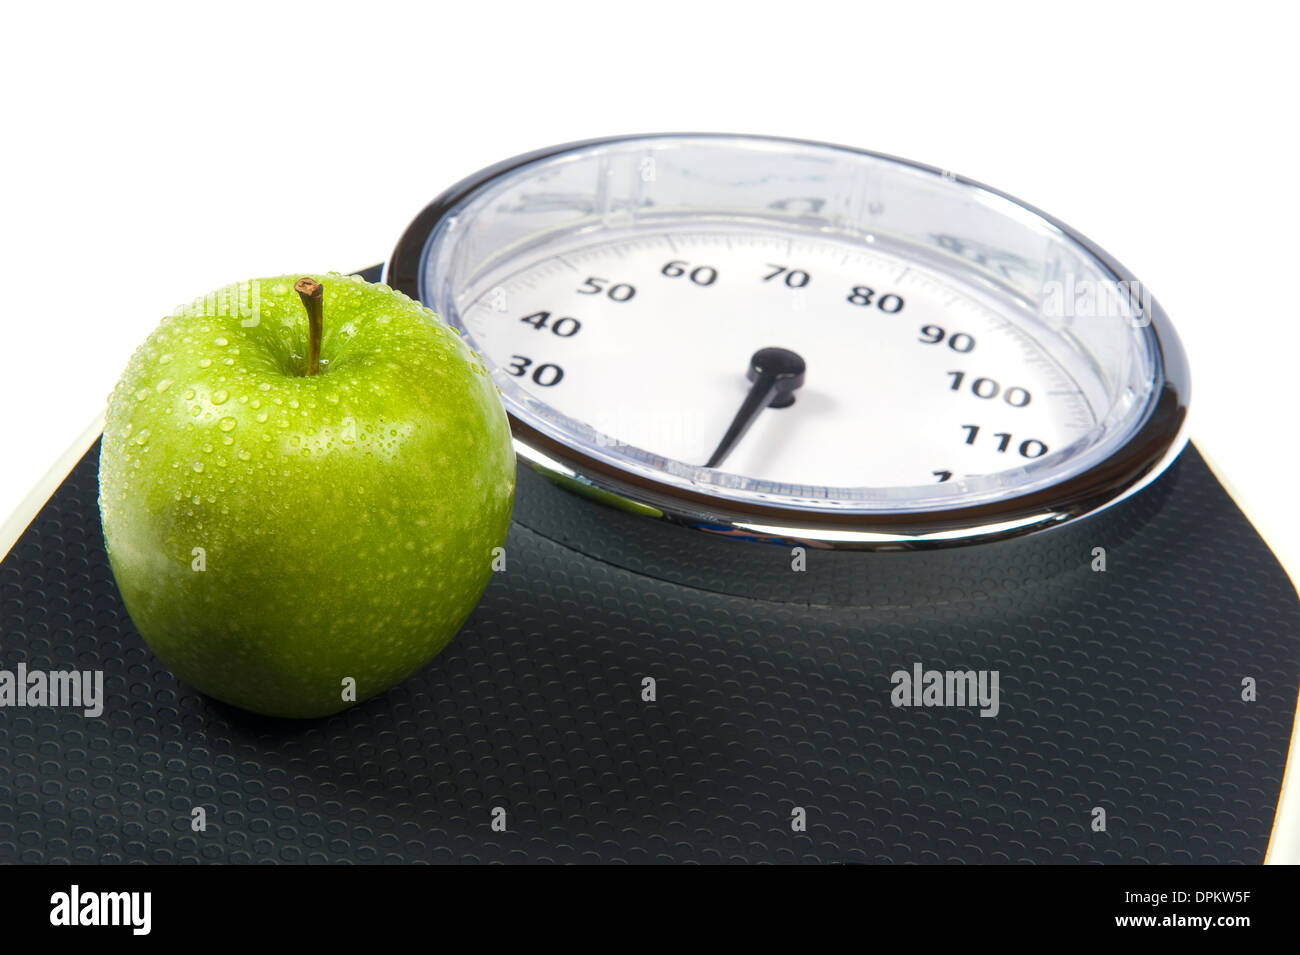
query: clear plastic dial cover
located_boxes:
[418,136,1165,519]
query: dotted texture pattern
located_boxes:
[0,441,1297,863]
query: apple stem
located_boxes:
[295,277,324,376]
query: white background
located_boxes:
[4,0,1298,556]
[4,1,1297,561]
[0,0,1298,861]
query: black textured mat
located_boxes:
[1,440,1298,863]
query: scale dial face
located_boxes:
[460,230,1091,491]
[389,135,1189,545]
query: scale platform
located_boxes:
[1,433,1298,863]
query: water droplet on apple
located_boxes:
[219,417,237,432]
[155,379,173,393]
[198,357,212,368]
[192,461,204,473]
[258,383,271,392]
[159,353,173,365]
[183,389,196,400]
[211,389,229,405]
[255,411,268,423]
[214,336,228,346]
[237,449,251,461]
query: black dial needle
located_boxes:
[704,347,806,469]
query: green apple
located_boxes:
[98,273,515,718]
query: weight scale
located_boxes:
[2,134,1299,863]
